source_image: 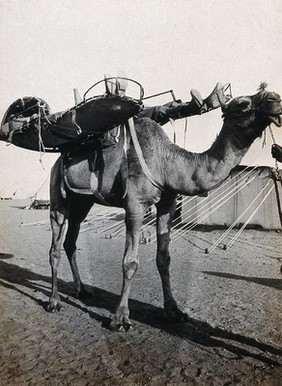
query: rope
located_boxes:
[225,183,275,250]
[262,130,267,148]
[206,179,273,253]
[80,208,124,233]
[41,106,53,125]
[37,104,46,168]
[29,173,50,201]
[140,193,200,235]
[122,124,128,198]
[102,207,155,239]
[170,169,259,243]
[141,166,258,242]
[169,118,176,144]
[268,125,280,177]
[179,166,256,216]
[98,218,125,234]
[104,222,125,239]
[146,167,257,244]
[89,207,124,221]
[269,125,276,144]
[169,167,258,239]
[183,118,188,149]
[140,194,195,234]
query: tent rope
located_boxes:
[141,166,256,237]
[141,166,258,242]
[140,194,196,234]
[170,166,257,234]
[29,173,50,201]
[170,169,259,243]
[206,179,273,253]
[224,183,275,250]
[80,211,124,233]
[170,168,258,239]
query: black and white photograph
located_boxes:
[0,1,281,385]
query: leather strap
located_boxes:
[126,118,164,191]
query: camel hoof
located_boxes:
[110,321,134,332]
[118,325,126,332]
[125,323,134,332]
[110,306,133,332]
[46,300,62,313]
[110,318,134,332]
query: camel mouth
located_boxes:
[269,114,282,127]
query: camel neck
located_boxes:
[164,127,251,195]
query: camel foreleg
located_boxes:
[110,207,145,331]
[156,198,188,322]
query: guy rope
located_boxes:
[205,178,274,253]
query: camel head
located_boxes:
[221,85,282,148]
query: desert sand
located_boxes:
[0,199,281,385]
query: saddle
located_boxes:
[62,125,126,202]
[191,82,232,113]
[48,77,144,139]
[0,77,144,152]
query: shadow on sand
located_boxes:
[203,271,282,291]
[0,253,14,259]
[0,258,281,367]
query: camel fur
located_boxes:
[48,88,282,331]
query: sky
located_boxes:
[0,0,281,197]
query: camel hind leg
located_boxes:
[48,207,68,312]
[47,158,69,312]
[48,193,94,311]
[63,194,94,298]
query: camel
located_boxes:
[47,86,281,331]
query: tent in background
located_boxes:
[27,174,50,209]
[180,166,282,230]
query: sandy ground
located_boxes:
[0,199,281,386]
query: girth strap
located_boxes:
[126,118,164,191]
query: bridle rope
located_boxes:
[268,124,280,178]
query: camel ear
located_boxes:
[223,96,252,116]
[235,97,252,111]
[221,101,229,114]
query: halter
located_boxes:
[222,91,271,120]
[222,106,255,120]
[222,90,281,177]
[267,126,281,180]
